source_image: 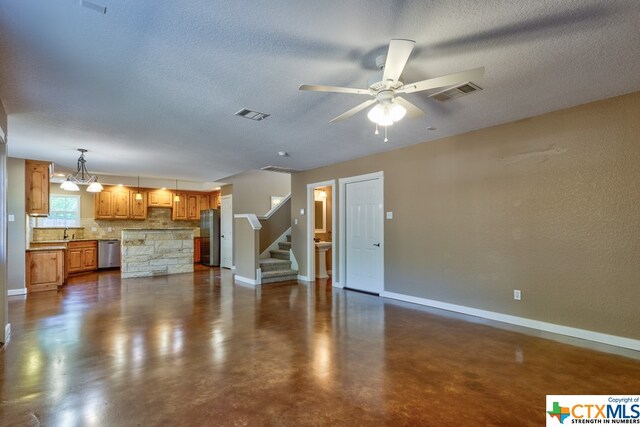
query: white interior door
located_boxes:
[345,177,383,294]
[220,195,233,269]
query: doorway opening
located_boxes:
[306,180,336,284]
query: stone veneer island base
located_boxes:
[121,228,194,279]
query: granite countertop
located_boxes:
[27,246,67,252]
[121,228,196,231]
[30,238,103,244]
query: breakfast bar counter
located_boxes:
[121,228,194,279]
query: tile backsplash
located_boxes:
[32,208,200,241]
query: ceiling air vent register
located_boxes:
[429,82,482,102]
[235,109,271,121]
[261,166,300,174]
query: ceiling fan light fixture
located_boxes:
[389,102,407,121]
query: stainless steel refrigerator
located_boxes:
[200,209,220,266]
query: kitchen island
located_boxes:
[121,228,194,279]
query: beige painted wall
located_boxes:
[7,158,25,291]
[291,91,640,340]
[222,170,290,215]
[234,217,259,280]
[0,119,8,343]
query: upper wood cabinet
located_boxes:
[130,192,147,219]
[112,189,130,219]
[148,189,173,207]
[209,191,221,209]
[95,186,143,219]
[26,160,51,216]
[198,194,209,217]
[172,192,188,220]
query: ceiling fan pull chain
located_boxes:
[374,123,379,135]
[384,126,389,143]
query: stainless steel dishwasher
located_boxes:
[98,239,121,269]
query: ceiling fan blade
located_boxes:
[330,99,377,123]
[382,39,416,84]
[394,97,425,119]
[399,67,485,94]
[299,84,369,95]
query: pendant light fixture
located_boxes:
[135,176,143,200]
[60,149,103,192]
[174,179,180,202]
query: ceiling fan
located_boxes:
[299,39,484,142]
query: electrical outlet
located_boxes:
[514,289,522,301]
[386,211,393,219]
[91,227,97,232]
[107,227,113,232]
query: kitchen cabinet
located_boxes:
[130,192,147,219]
[95,186,144,219]
[198,194,209,218]
[187,194,199,219]
[67,240,98,274]
[148,189,173,207]
[209,191,221,209]
[27,249,64,292]
[194,237,201,263]
[26,159,51,216]
[172,192,188,220]
[112,188,130,219]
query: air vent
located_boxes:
[81,0,107,14]
[235,108,271,121]
[429,82,482,102]
[261,166,301,174]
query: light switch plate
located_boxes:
[8,214,15,222]
[386,212,393,220]
[294,218,298,225]
[514,289,522,300]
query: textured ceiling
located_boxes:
[1,0,639,183]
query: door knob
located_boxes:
[373,243,380,247]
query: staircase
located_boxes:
[260,235,298,284]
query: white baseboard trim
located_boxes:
[381,291,640,352]
[234,275,260,287]
[332,281,344,288]
[297,274,312,282]
[8,288,27,296]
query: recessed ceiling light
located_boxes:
[117,184,123,187]
[161,187,167,190]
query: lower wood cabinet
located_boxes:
[67,240,98,274]
[27,249,64,293]
[194,237,201,263]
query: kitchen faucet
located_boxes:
[63,228,69,240]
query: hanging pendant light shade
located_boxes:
[60,149,103,192]
[174,179,180,202]
[135,176,143,200]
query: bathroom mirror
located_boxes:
[314,199,326,233]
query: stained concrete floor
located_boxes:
[1,267,639,426]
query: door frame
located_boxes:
[306,180,336,283]
[339,171,384,292]
[220,194,233,269]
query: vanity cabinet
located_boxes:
[25,160,51,216]
[26,249,64,292]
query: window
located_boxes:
[36,194,81,227]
